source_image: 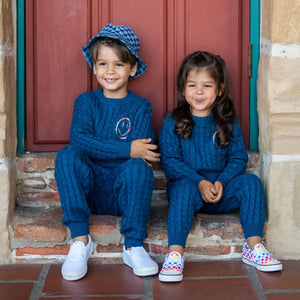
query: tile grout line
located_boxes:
[246,265,266,300]
[29,264,50,300]
[143,276,154,300]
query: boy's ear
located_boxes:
[93,65,96,75]
[129,62,138,77]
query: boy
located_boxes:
[55,23,160,281]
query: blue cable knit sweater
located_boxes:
[159,112,248,187]
[70,88,155,166]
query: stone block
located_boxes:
[272,0,300,43]
[269,58,300,113]
[269,115,300,155]
[267,161,300,258]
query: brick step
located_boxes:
[11,205,245,263]
[13,151,261,263]
[16,151,261,208]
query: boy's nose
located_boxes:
[106,65,115,74]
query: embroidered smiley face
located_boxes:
[115,117,131,140]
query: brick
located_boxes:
[16,245,70,256]
[95,244,123,253]
[150,244,168,254]
[17,154,56,173]
[14,223,66,243]
[48,178,57,190]
[13,207,66,243]
[23,177,46,189]
[185,245,232,256]
[195,213,244,240]
[89,215,117,234]
[21,192,60,202]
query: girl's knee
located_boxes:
[242,173,263,190]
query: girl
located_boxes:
[158,51,282,283]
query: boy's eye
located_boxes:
[116,63,124,67]
[98,62,106,66]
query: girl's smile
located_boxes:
[183,68,221,117]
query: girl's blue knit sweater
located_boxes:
[70,88,154,167]
[159,113,248,187]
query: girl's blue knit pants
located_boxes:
[166,173,265,247]
[55,145,155,248]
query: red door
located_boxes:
[26,0,250,151]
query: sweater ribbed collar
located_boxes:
[95,89,133,105]
[192,113,213,126]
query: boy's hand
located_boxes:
[130,138,160,167]
[198,179,223,203]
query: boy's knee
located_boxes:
[126,158,152,176]
[55,145,87,169]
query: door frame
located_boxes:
[16,0,260,153]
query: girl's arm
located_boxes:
[215,119,248,186]
[159,114,204,185]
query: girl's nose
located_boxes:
[196,86,203,94]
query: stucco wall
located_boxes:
[0,0,17,263]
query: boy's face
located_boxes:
[93,45,137,99]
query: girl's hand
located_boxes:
[213,181,223,202]
[198,179,223,203]
[130,138,160,167]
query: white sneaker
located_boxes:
[61,235,94,281]
[123,246,158,276]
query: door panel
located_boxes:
[26,0,250,151]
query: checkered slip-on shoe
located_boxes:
[159,251,185,282]
[242,242,282,272]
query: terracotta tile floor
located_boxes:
[0,260,300,300]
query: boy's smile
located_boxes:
[93,45,137,99]
[183,68,221,117]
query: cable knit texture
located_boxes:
[159,112,265,247]
[55,89,155,247]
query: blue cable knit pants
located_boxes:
[55,145,155,248]
[167,173,265,247]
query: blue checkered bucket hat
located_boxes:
[81,23,147,80]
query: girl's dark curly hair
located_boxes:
[172,51,235,145]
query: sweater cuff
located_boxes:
[191,173,205,186]
[117,141,131,159]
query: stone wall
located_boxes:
[0,0,17,263]
[258,0,300,258]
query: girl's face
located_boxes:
[93,45,137,99]
[183,68,221,117]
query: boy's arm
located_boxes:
[215,119,248,187]
[70,95,131,160]
[159,115,204,185]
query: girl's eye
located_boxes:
[204,84,212,88]
[187,84,195,87]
